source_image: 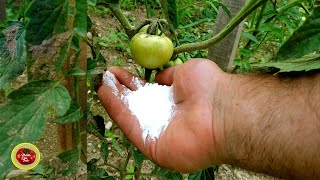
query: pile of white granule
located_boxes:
[103,71,175,142]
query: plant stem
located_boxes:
[144,68,153,82]
[99,163,122,172]
[242,1,267,56]
[97,3,135,38]
[173,0,268,54]
[119,150,132,179]
[277,0,307,14]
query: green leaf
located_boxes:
[68,68,86,76]
[122,133,131,149]
[58,149,79,176]
[96,0,120,6]
[0,80,71,179]
[276,7,320,61]
[219,2,232,18]
[99,42,109,47]
[152,168,183,180]
[0,23,26,89]
[167,0,178,28]
[87,0,97,6]
[74,0,87,37]
[132,149,145,168]
[26,0,69,45]
[53,101,83,124]
[100,141,109,162]
[242,32,259,43]
[253,53,320,73]
[88,158,116,179]
[188,167,216,180]
[105,129,123,157]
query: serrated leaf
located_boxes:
[58,149,79,176]
[276,7,320,61]
[53,101,83,124]
[0,23,26,89]
[74,0,87,37]
[242,32,259,43]
[68,68,86,76]
[132,149,145,168]
[0,80,71,179]
[253,53,320,73]
[26,0,69,45]
[100,141,109,162]
[188,167,215,180]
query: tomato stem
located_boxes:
[144,68,153,82]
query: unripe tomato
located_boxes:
[174,58,183,65]
[164,61,175,68]
[130,32,174,69]
[16,148,36,165]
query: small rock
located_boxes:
[106,138,112,142]
[88,142,93,146]
[105,121,113,130]
[93,148,96,153]
[127,59,133,63]
[98,144,101,148]
[87,32,93,40]
[98,33,102,37]
[123,11,131,17]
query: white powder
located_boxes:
[103,71,118,95]
[102,71,175,142]
[122,82,175,142]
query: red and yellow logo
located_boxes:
[11,143,40,170]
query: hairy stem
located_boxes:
[242,1,267,55]
[277,0,307,14]
[97,3,135,38]
[173,0,268,54]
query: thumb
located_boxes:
[155,65,180,85]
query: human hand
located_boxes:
[97,58,229,172]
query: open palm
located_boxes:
[98,59,227,172]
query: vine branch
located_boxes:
[173,0,268,54]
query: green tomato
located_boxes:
[130,32,174,69]
[174,58,183,65]
[164,61,175,68]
